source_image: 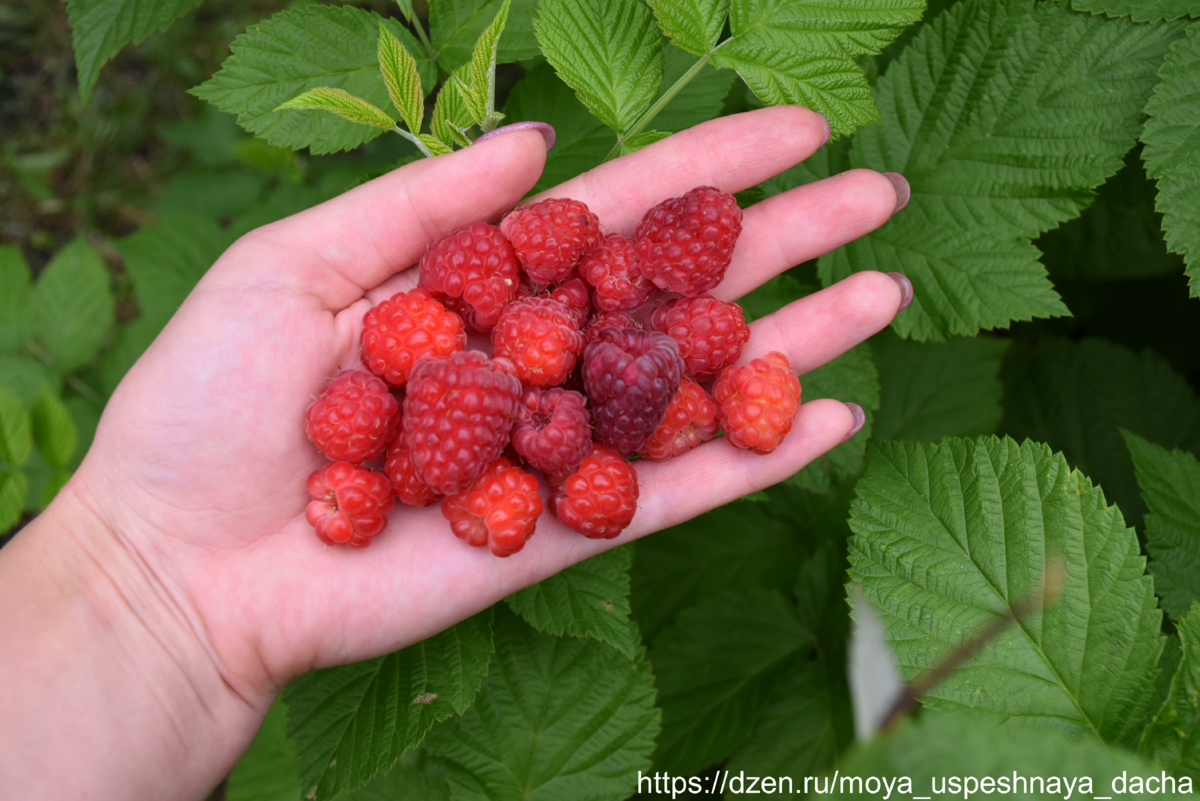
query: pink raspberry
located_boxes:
[650,294,751,381]
[712,352,802,454]
[540,269,592,327]
[441,457,543,557]
[551,444,638,539]
[634,186,742,296]
[637,378,718,460]
[506,198,602,285]
[511,387,593,475]
[305,369,400,463]
[582,327,683,455]
[490,297,586,387]
[361,289,466,386]
[306,461,395,548]
[384,424,439,507]
[580,234,654,311]
[419,222,519,331]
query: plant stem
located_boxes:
[603,53,711,162]
[23,340,107,407]
[410,10,437,61]
[394,125,433,157]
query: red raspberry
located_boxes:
[403,351,522,495]
[511,387,593,475]
[305,369,400,463]
[649,294,751,381]
[582,327,683,455]
[384,424,439,506]
[419,222,519,330]
[506,198,602,285]
[305,461,395,548]
[637,378,718,460]
[490,297,586,387]
[634,186,742,296]
[551,444,638,539]
[441,457,543,557]
[580,234,654,311]
[713,352,802,454]
[584,310,639,346]
[361,289,466,386]
[541,269,591,327]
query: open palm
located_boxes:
[70,106,906,704]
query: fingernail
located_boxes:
[888,272,913,311]
[817,113,831,145]
[473,121,556,151]
[842,402,866,443]
[883,172,910,213]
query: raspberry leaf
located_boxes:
[31,388,77,471]
[430,0,540,67]
[30,238,115,374]
[651,44,737,133]
[65,0,204,102]
[459,0,509,131]
[395,0,416,24]
[377,22,425,136]
[1124,431,1200,622]
[821,0,1182,340]
[535,0,666,135]
[1140,603,1200,776]
[285,609,493,800]
[848,437,1165,745]
[505,546,638,658]
[0,389,32,469]
[226,699,301,801]
[648,0,729,55]
[0,245,33,352]
[418,133,455,156]
[0,469,28,533]
[431,65,477,148]
[276,87,396,131]
[425,606,659,800]
[1071,0,1200,21]
[1142,24,1200,296]
[618,130,670,155]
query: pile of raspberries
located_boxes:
[303,187,802,555]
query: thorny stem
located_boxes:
[603,52,712,163]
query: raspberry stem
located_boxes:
[604,53,712,162]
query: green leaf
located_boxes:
[277,87,396,130]
[0,389,32,468]
[31,388,77,470]
[192,6,434,155]
[1143,24,1200,295]
[395,0,416,24]
[285,610,493,800]
[650,589,811,775]
[346,749,451,801]
[463,0,509,128]
[788,343,879,493]
[424,606,660,801]
[505,546,638,657]
[709,0,924,138]
[430,65,475,148]
[737,274,812,323]
[1125,431,1200,622]
[430,0,540,66]
[378,22,425,134]
[847,437,1165,746]
[0,470,29,534]
[0,245,33,352]
[0,356,59,407]
[65,0,204,102]
[153,170,268,221]
[1000,337,1200,529]
[226,698,301,801]
[820,0,1181,340]
[1141,602,1200,777]
[31,238,115,373]
[418,133,455,156]
[652,44,737,133]
[63,397,101,469]
[535,0,665,135]
[619,130,670,155]
[649,0,728,55]
[871,330,1009,442]
[1072,0,1200,22]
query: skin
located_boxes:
[0,106,906,799]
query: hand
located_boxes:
[0,106,908,799]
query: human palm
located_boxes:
[68,107,905,706]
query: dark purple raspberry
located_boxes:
[511,387,593,475]
[582,327,683,455]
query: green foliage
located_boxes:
[277,87,397,131]
[455,0,510,130]
[30,387,77,470]
[0,246,33,352]
[848,437,1164,746]
[652,44,737,133]
[649,0,729,55]
[377,23,426,136]
[32,238,115,374]
[430,0,540,67]
[1072,0,1200,22]
[227,699,301,801]
[1141,602,1200,777]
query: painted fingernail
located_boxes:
[842,403,866,443]
[473,121,556,150]
[817,113,831,145]
[888,272,914,311]
[883,172,910,213]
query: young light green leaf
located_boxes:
[1071,0,1200,21]
[424,607,659,801]
[535,0,665,135]
[0,470,29,534]
[1143,24,1200,296]
[505,547,637,657]
[192,6,434,154]
[710,0,923,137]
[418,133,454,156]
[649,0,728,55]
[1141,602,1200,777]
[430,65,476,148]
[0,245,33,352]
[277,87,396,130]
[285,610,493,800]
[31,388,77,471]
[377,22,425,134]
[848,437,1166,746]
[871,330,1009,442]
[1124,431,1200,622]
[619,130,670,155]
[31,238,114,373]
[651,589,811,775]
[0,389,32,469]
[464,0,509,130]
[820,0,1181,340]
[66,0,204,102]
[226,699,301,801]
[430,0,540,67]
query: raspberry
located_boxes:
[490,297,586,387]
[506,198,602,285]
[712,352,802,454]
[649,294,751,381]
[306,461,395,547]
[511,387,593,475]
[580,234,654,312]
[584,310,639,346]
[385,423,439,507]
[541,269,591,327]
[551,444,638,539]
[305,369,400,463]
[634,186,742,296]
[582,327,683,455]
[441,457,543,557]
[637,378,718,460]
[361,289,466,386]
[403,351,522,495]
[419,222,519,330]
